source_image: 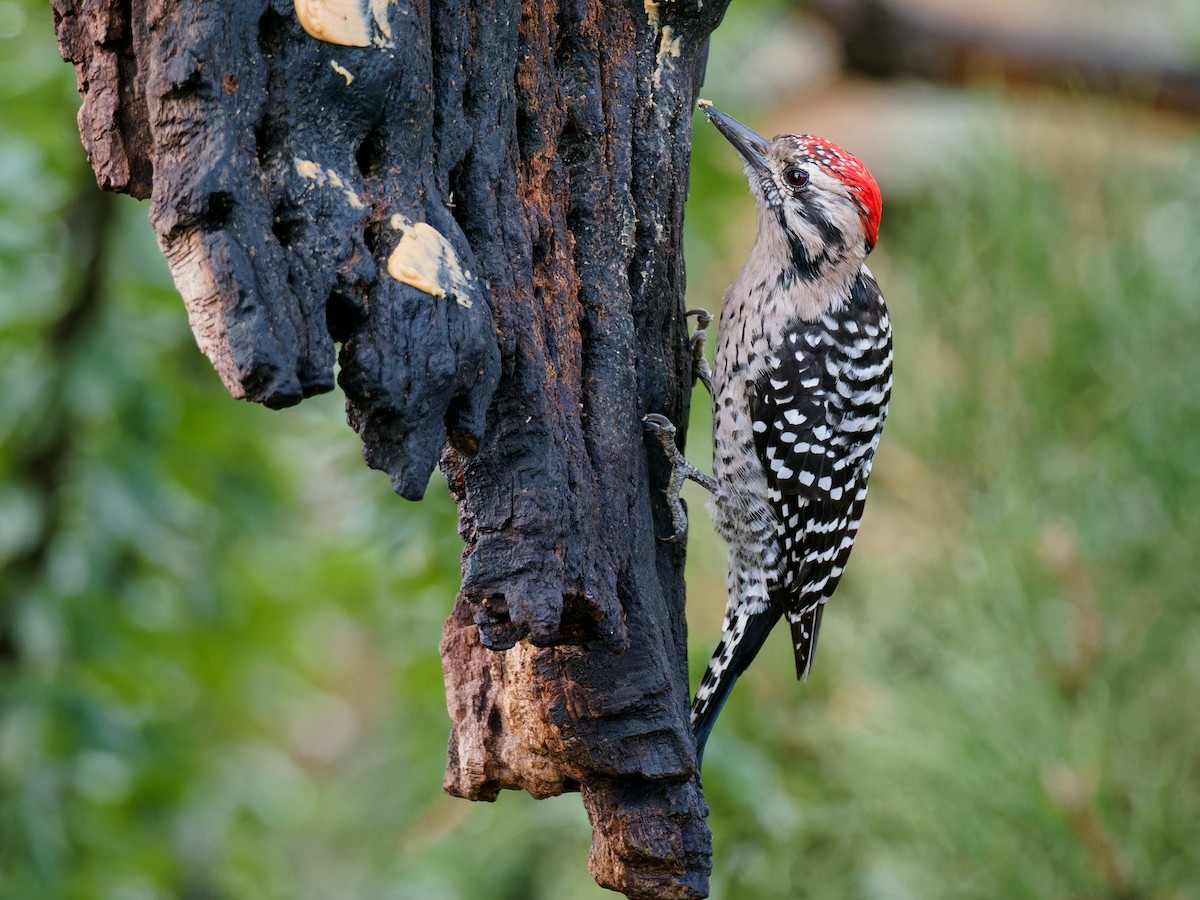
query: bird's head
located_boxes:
[699,101,881,292]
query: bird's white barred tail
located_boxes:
[691,603,783,758]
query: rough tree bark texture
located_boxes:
[54,1,731,895]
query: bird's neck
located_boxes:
[730,228,864,325]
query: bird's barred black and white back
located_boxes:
[691,268,892,752]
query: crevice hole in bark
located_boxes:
[446,158,470,234]
[257,7,289,59]
[361,221,379,256]
[444,391,481,457]
[270,204,302,249]
[163,70,204,102]
[355,117,389,179]
[203,191,235,231]
[254,115,283,168]
[559,591,602,645]
[326,287,364,343]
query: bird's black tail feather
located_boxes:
[790,602,825,682]
[691,603,784,763]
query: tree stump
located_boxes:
[53,1,731,895]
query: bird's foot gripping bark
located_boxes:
[643,413,717,543]
[686,308,714,396]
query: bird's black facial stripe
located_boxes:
[775,201,841,283]
[777,208,826,282]
[768,175,844,245]
[799,199,844,251]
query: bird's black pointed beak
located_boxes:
[698,100,771,176]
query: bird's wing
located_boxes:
[748,296,890,678]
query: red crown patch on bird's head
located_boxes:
[794,135,882,249]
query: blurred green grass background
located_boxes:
[3,0,1200,897]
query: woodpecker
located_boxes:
[647,102,891,761]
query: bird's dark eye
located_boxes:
[783,166,809,190]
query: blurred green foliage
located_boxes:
[3,0,1200,897]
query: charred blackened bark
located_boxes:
[54,0,730,895]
